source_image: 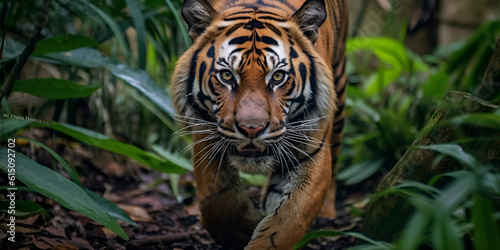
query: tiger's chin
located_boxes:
[228,155,275,174]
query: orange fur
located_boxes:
[171,0,347,248]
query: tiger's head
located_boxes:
[171,0,336,174]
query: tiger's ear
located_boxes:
[292,0,327,43]
[182,0,219,41]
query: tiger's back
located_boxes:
[171,0,347,248]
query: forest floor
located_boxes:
[0,129,373,249]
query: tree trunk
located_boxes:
[361,91,499,242]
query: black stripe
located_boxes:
[296,124,330,165]
[261,36,278,45]
[258,16,286,22]
[333,121,344,134]
[334,104,344,117]
[229,36,250,45]
[224,16,252,21]
[264,22,282,37]
[336,81,346,97]
[333,117,344,127]
[225,23,245,36]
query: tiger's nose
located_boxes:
[238,124,266,138]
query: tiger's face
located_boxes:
[171,0,336,174]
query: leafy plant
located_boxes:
[0,0,192,240]
[339,20,500,186]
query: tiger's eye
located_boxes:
[272,71,284,82]
[221,70,233,81]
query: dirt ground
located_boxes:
[0,131,368,249]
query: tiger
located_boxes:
[170,0,347,248]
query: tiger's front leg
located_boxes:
[192,134,264,249]
[246,147,332,249]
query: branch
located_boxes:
[0,0,53,101]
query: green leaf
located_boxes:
[19,137,82,187]
[239,172,267,187]
[152,145,193,171]
[0,118,31,136]
[34,121,185,174]
[32,34,99,56]
[0,148,128,240]
[16,138,135,226]
[418,144,478,167]
[449,113,500,130]
[164,0,191,47]
[38,47,176,118]
[0,38,25,65]
[364,68,402,97]
[295,230,393,250]
[12,78,100,99]
[104,61,176,117]
[88,3,130,58]
[397,204,431,250]
[347,37,410,71]
[472,192,500,250]
[42,48,107,68]
[0,200,49,217]
[422,70,450,100]
[371,181,439,202]
[125,0,147,69]
[337,159,384,185]
[84,189,137,227]
[431,208,464,250]
[438,173,475,210]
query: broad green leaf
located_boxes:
[17,138,135,226]
[34,122,185,174]
[371,181,439,202]
[84,189,137,226]
[104,61,176,117]
[432,208,464,250]
[20,137,82,186]
[347,37,410,71]
[32,34,99,56]
[438,173,475,210]
[12,78,100,99]
[449,113,500,130]
[472,192,500,250]
[397,205,431,250]
[152,145,193,171]
[38,47,176,118]
[0,148,128,240]
[0,118,31,136]
[295,230,393,250]
[42,48,107,68]
[418,144,478,167]
[337,159,384,185]
[0,200,49,217]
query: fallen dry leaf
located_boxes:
[102,227,119,239]
[117,204,153,222]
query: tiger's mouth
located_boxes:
[230,144,274,158]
